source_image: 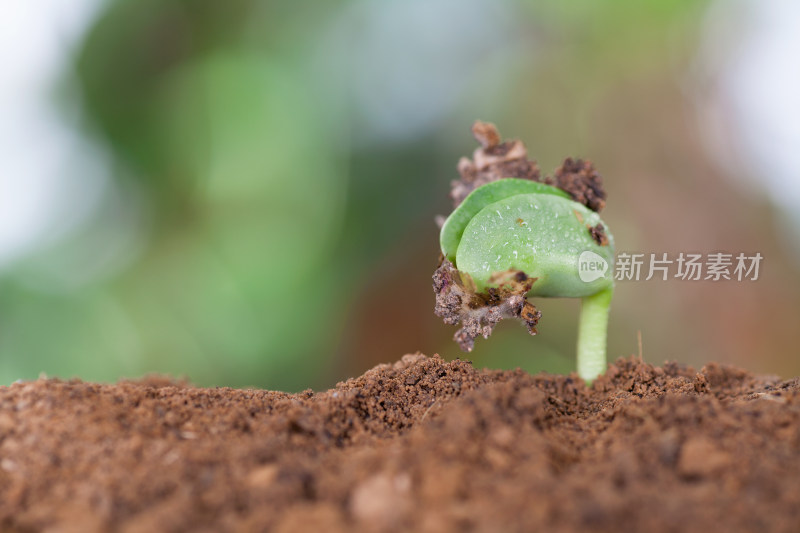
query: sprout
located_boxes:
[433,122,615,382]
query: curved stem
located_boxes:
[576,286,613,383]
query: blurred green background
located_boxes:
[2,0,799,390]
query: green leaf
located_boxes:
[455,193,614,297]
[440,179,569,261]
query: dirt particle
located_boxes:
[433,259,539,351]
[546,157,607,212]
[449,122,542,207]
[693,372,710,393]
[678,437,732,479]
[588,223,609,246]
[247,464,279,488]
[471,120,501,149]
[519,301,542,335]
[350,473,413,530]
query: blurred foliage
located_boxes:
[3,0,356,389]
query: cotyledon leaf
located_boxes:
[455,193,615,297]
[440,179,570,262]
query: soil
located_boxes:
[450,121,541,207]
[545,158,607,213]
[588,223,610,246]
[1,354,799,533]
[433,260,540,352]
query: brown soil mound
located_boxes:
[1,355,799,532]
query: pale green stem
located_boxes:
[576,286,613,383]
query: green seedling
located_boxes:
[433,122,615,382]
